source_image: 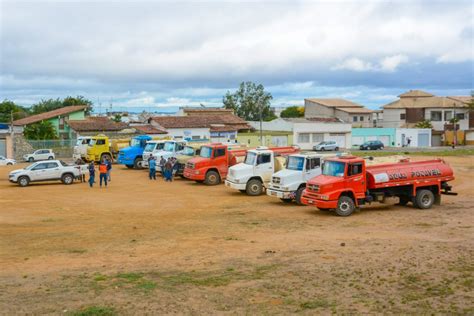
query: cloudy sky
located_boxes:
[0,0,472,112]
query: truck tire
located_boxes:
[335,196,355,216]
[18,176,30,187]
[246,179,263,196]
[415,189,435,209]
[295,187,305,205]
[61,173,74,185]
[205,171,220,185]
[133,158,142,169]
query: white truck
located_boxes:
[73,136,93,163]
[142,140,186,168]
[9,160,82,187]
[266,152,342,204]
[224,146,293,196]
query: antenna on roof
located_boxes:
[200,103,205,108]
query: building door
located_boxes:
[328,133,346,148]
[432,134,442,146]
[0,139,5,156]
[418,133,430,147]
[271,136,287,146]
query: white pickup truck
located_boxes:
[266,153,342,204]
[225,147,290,196]
[142,140,186,168]
[9,160,82,187]
[73,136,93,163]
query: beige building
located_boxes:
[304,98,373,127]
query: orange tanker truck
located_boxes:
[301,155,456,216]
[183,143,299,185]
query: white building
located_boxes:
[304,98,373,127]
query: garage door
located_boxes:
[377,136,390,146]
[0,139,5,156]
[329,133,346,148]
[418,133,430,147]
[432,134,442,146]
[272,136,288,147]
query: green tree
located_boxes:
[415,120,433,129]
[0,100,28,123]
[23,121,58,140]
[62,96,93,115]
[280,106,304,118]
[223,81,276,121]
[112,114,122,122]
[30,96,93,115]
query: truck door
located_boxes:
[45,161,61,179]
[346,162,366,199]
[214,147,228,177]
[30,162,49,180]
[255,153,273,182]
[304,157,321,181]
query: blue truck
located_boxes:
[117,135,155,169]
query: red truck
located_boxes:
[183,143,299,185]
[301,156,456,216]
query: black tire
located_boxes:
[335,196,356,216]
[397,196,410,206]
[335,147,339,151]
[18,176,30,187]
[48,156,53,160]
[204,171,220,185]
[246,179,263,196]
[133,157,142,169]
[126,165,134,169]
[61,173,74,185]
[28,157,34,162]
[295,187,305,205]
[280,198,293,203]
[415,189,435,209]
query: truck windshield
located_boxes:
[200,146,212,158]
[164,142,175,152]
[144,143,156,152]
[182,146,195,156]
[287,156,304,171]
[130,139,141,147]
[89,139,96,146]
[322,161,346,177]
[244,152,257,165]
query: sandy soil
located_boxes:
[0,156,473,315]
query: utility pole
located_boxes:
[10,111,14,159]
[259,103,263,146]
[452,102,457,148]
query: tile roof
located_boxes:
[383,96,469,109]
[67,117,128,132]
[305,98,364,108]
[336,107,374,114]
[133,124,168,134]
[151,115,251,130]
[284,117,343,123]
[398,90,434,98]
[13,105,88,126]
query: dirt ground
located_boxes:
[0,155,473,315]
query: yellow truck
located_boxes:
[86,134,131,162]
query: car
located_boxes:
[313,141,339,151]
[23,149,55,162]
[359,140,384,150]
[9,160,81,187]
[0,155,16,166]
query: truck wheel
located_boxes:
[205,171,220,185]
[62,173,74,185]
[335,196,355,216]
[295,187,305,205]
[280,198,292,203]
[28,157,34,162]
[18,176,30,187]
[133,158,142,169]
[246,179,263,196]
[415,189,435,209]
[48,156,53,160]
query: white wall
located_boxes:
[293,122,352,149]
[382,109,405,128]
[166,128,210,140]
[395,128,432,147]
[424,108,470,131]
[247,119,293,131]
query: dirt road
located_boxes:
[1,156,473,314]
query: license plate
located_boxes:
[271,191,277,196]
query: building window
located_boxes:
[455,113,465,120]
[444,111,453,121]
[400,113,406,120]
[430,111,442,121]
[368,116,371,121]
[59,117,65,129]
[311,133,324,143]
[353,116,358,122]
[360,116,364,121]
[297,133,310,143]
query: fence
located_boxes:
[26,139,77,158]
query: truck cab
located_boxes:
[183,143,247,185]
[175,143,209,176]
[87,135,111,162]
[73,136,93,163]
[266,153,338,204]
[142,140,186,168]
[117,135,152,169]
[225,147,287,196]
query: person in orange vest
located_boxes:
[99,160,108,187]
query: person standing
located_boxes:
[407,137,411,147]
[106,158,112,182]
[99,160,108,188]
[88,162,95,188]
[159,156,166,178]
[164,158,173,182]
[149,156,157,180]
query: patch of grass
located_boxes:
[300,299,333,310]
[161,272,231,287]
[461,278,473,289]
[116,272,144,282]
[136,280,157,292]
[71,306,115,316]
[93,274,107,282]
[224,236,239,241]
[67,249,87,254]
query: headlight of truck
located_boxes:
[194,170,200,175]
[319,195,329,200]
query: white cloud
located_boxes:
[332,58,376,72]
[333,55,409,73]
[379,55,409,72]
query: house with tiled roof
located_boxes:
[13,105,88,139]
[67,117,131,137]
[304,98,374,127]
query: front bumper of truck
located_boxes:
[301,190,337,209]
[266,188,294,199]
[183,168,205,180]
[225,180,246,190]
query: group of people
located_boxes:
[88,158,112,188]
[148,155,178,181]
